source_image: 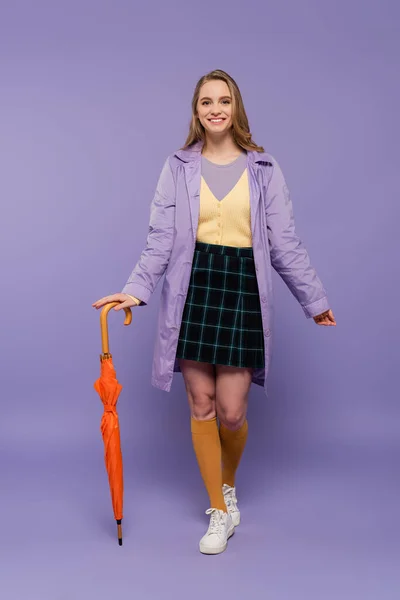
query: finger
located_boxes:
[114,301,129,311]
[92,300,103,308]
[93,297,115,309]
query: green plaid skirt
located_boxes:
[175,241,265,368]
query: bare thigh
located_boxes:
[179,359,217,420]
[215,365,253,431]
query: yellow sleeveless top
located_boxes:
[196,168,252,247]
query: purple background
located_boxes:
[1,1,399,598]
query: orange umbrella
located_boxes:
[93,301,132,545]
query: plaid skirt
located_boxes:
[175,241,265,369]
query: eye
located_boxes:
[201,99,230,106]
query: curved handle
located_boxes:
[100,302,132,356]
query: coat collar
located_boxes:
[173,139,271,165]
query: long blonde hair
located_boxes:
[182,69,264,152]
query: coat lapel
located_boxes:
[247,153,262,238]
[174,142,201,243]
[185,160,201,244]
[174,140,270,242]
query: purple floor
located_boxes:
[3,432,398,600]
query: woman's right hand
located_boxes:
[92,293,139,312]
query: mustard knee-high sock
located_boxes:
[191,416,227,512]
[219,420,249,487]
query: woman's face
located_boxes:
[196,79,233,137]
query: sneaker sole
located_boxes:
[199,524,235,555]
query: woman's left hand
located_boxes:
[313,309,336,326]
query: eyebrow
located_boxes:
[199,95,231,101]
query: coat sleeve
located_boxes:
[121,156,176,305]
[264,156,330,319]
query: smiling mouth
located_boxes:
[208,118,226,123]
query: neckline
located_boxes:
[201,152,246,168]
[201,168,248,203]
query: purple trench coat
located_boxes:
[122,140,330,397]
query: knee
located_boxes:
[190,392,216,421]
[218,411,245,432]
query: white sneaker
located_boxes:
[222,483,240,527]
[199,508,235,554]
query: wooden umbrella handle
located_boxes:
[100,302,132,356]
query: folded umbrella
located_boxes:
[93,302,132,545]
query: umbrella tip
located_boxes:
[117,519,122,546]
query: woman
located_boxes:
[93,69,336,555]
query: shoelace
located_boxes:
[205,508,225,536]
[223,486,238,510]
